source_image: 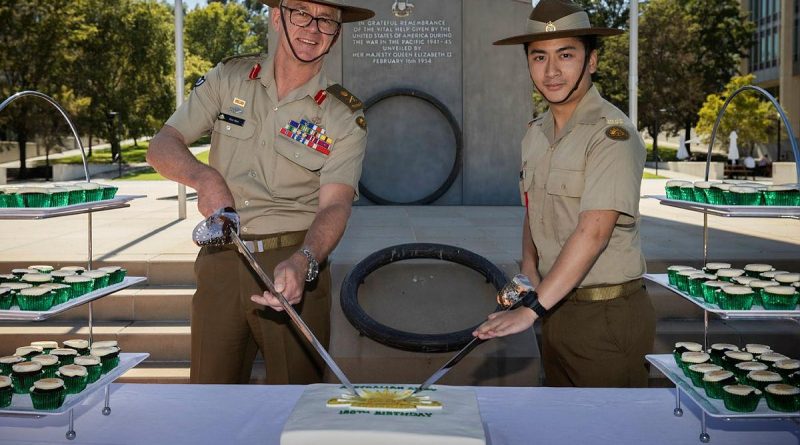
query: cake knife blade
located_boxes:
[412,275,534,395]
[230,231,362,397]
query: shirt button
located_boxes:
[294,152,300,158]
[242,227,248,233]
[249,170,256,178]
[561,184,566,190]
[226,125,231,130]
[244,200,250,206]
[273,106,278,111]
[261,140,266,146]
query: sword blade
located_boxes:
[231,233,360,397]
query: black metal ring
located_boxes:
[359,88,463,205]
[340,243,508,353]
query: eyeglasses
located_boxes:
[280,5,341,36]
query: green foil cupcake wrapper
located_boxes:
[22,193,51,208]
[91,276,110,290]
[100,356,120,374]
[763,190,800,206]
[40,364,60,379]
[728,192,763,206]
[0,387,11,407]
[85,364,103,383]
[704,188,726,205]
[51,288,70,306]
[765,392,799,412]
[47,192,70,207]
[69,280,95,298]
[61,374,88,394]
[30,388,66,410]
[722,391,761,412]
[101,187,118,200]
[665,186,682,200]
[84,189,104,202]
[11,372,42,394]
[107,270,126,285]
[0,294,12,310]
[68,190,86,205]
[761,291,799,310]
[717,292,754,310]
[16,293,55,311]
[703,380,730,399]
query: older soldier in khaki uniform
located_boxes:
[474,0,656,387]
[147,0,374,384]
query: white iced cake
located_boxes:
[281,384,485,445]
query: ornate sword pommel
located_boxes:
[496,274,535,309]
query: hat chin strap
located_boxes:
[533,46,591,105]
[279,8,338,64]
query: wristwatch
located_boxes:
[520,291,549,317]
[299,247,319,282]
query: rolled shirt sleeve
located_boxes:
[165,64,224,144]
[319,111,368,199]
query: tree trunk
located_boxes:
[684,123,693,156]
[16,129,27,179]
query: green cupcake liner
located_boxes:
[39,364,60,379]
[16,293,55,311]
[100,356,120,374]
[728,192,763,206]
[676,275,691,293]
[761,292,799,310]
[709,353,727,368]
[763,191,800,206]
[679,187,697,202]
[0,195,10,208]
[688,279,707,299]
[0,363,15,375]
[717,292,755,310]
[745,377,783,392]
[665,186,682,200]
[50,288,70,306]
[101,186,118,200]
[55,356,75,366]
[693,189,709,203]
[22,193,51,208]
[60,374,87,395]
[774,367,800,379]
[47,192,70,207]
[5,194,24,208]
[789,373,800,388]
[673,352,683,369]
[107,269,126,285]
[84,189,104,202]
[765,392,799,412]
[85,364,103,384]
[704,379,734,399]
[702,286,721,305]
[68,280,95,298]
[0,387,11,408]
[0,294,12,310]
[687,368,707,387]
[722,391,761,412]
[667,270,679,286]
[12,372,43,394]
[67,190,86,205]
[705,188,727,205]
[30,388,66,410]
[91,275,110,290]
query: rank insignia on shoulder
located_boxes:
[279,118,334,156]
[356,116,367,130]
[194,76,206,88]
[314,90,328,106]
[326,84,363,112]
[606,126,629,141]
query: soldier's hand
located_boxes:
[251,253,307,311]
[472,307,536,340]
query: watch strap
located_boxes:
[520,291,548,317]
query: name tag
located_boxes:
[218,113,245,127]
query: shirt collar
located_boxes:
[257,55,328,107]
[538,84,605,145]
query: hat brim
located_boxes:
[493,28,623,46]
[262,0,375,23]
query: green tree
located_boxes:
[0,0,87,178]
[696,75,776,157]
[575,0,630,30]
[185,1,263,66]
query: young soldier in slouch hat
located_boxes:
[147,0,373,384]
[474,0,656,388]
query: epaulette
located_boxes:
[528,116,543,128]
[220,52,263,64]
[326,84,363,113]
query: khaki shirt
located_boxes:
[520,85,646,287]
[167,55,367,235]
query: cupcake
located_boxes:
[0,274,17,284]
[774,273,800,285]
[0,288,12,310]
[718,285,755,310]
[57,364,88,394]
[681,351,711,377]
[773,359,800,379]
[704,262,732,275]
[728,186,762,205]
[716,269,746,283]
[11,361,43,394]
[63,275,94,298]
[0,355,24,376]
[673,342,703,367]
[91,347,120,374]
[91,340,118,349]
[692,181,713,203]
[722,384,762,412]
[702,281,732,305]
[30,341,58,354]
[733,276,758,286]
[744,263,774,278]
[749,280,779,306]
[59,266,85,275]
[64,185,86,205]
[667,265,696,287]
[761,286,799,310]
[745,344,772,355]
[759,352,791,366]
[49,270,76,283]
[78,182,104,202]
[734,361,768,383]
[676,269,699,293]
[31,355,60,378]
[63,340,89,356]
[763,184,800,206]
[703,370,737,399]
[666,180,692,200]
[761,270,789,280]
[15,346,43,360]
[74,355,102,383]
[764,384,800,412]
[687,363,723,387]
[16,287,55,311]
[38,283,72,306]
[688,273,715,299]
[789,371,800,388]
[50,348,78,366]
[98,266,126,285]
[100,184,118,200]
[746,370,783,391]
[29,265,54,274]
[679,184,698,202]
[29,378,66,410]
[709,343,739,366]
[723,351,755,372]
[82,271,109,290]
[11,268,38,278]
[46,187,71,207]
[705,183,728,205]
[0,375,11,408]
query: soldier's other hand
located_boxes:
[472,308,536,340]
[251,254,306,311]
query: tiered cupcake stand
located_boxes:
[0,91,149,439]
[645,86,800,442]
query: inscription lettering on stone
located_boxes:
[351,19,454,65]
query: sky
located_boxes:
[184,0,207,10]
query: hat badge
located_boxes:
[545,21,557,32]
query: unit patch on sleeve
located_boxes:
[356,116,367,130]
[605,126,630,141]
[326,84,363,112]
[279,118,334,155]
[194,76,206,88]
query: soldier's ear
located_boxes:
[588,49,598,74]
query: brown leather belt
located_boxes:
[224,231,306,253]
[567,278,645,302]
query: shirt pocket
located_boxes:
[545,168,584,198]
[544,168,584,246]
[270,134,328,200]
[212,118,255,142]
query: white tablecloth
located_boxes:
[0,385,798,444]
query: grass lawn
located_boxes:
[115,150,209,181]
[52,141,148,164]
[643,172,668,179]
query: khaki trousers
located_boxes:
[541,285,656,387]
[190,238,331,384]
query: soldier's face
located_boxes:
[273,0,342,62]
[526,37,597,105]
